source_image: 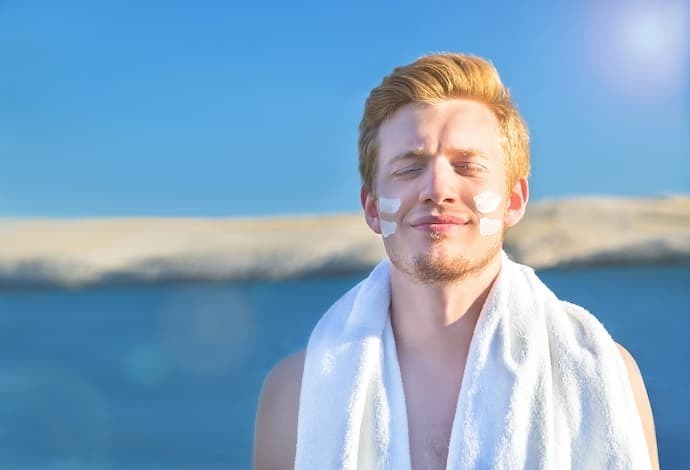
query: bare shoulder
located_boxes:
[615,342,659,470]
[253,350,306,470]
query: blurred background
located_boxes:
[1,0,688,468]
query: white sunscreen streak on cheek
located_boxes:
[479,218,502,236]
[380,220,397,238]
[377,197,401,213]
[377,197,401,238]
[473,191,502,214]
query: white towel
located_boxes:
[295,252,651,469]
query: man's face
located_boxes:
[362,99,526,283]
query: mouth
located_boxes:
[410,215,470,233]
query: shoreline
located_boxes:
[1,196,688,287]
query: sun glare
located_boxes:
[587,0,689,99]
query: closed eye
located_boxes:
[454,162,487,175]
[392,165,424,178]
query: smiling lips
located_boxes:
[410,215,469,233]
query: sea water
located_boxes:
[0,265,688,469]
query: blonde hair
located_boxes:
[358,53,530,194]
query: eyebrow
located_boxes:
[389,147,489,164]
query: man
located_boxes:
[254,53,658,469]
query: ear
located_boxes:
[504,178,529,228]
[361,185,381,235]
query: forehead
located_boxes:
[377,99,503,161]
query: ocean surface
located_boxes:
[0,265,688,469]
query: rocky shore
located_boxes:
[0,196,688,287]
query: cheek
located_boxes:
[377,196,402,238]
[380,220,397,238]
[377,197,401,213]
[473,190,502,214]
[473,190,504,237]
[479,218,503,236]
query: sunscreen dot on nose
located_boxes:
[380,220,397,238]
[377,197,401,214]
[474,191,502,214]
[479,217,502,236]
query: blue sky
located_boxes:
[1,0,688,217]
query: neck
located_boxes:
[389,252,503,362]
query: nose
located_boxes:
[418,157,458,205]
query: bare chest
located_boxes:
[400,362,465,470]
[407,409,455,470]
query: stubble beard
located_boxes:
[387,231,503,284]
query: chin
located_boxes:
[387,236,502,284]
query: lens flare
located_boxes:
[586,0,689,98]
[159,287,255,377]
